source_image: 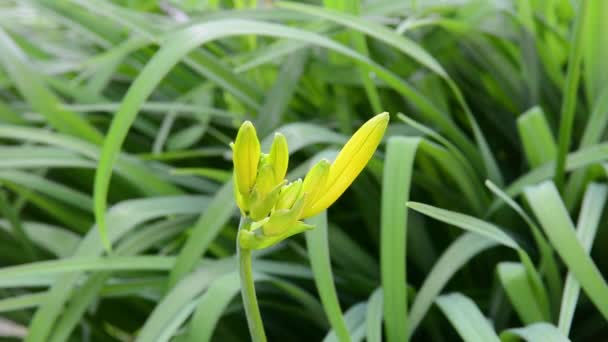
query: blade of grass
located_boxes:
[365,288,383,342]
[500,323,570,342]
[498,262,549,324]
[186,272,245,342]
[0,170,92,212]
[436,293,500,342]
[25,195,208,342]
[0,292,46,313]
[0,29,101,144]
[489,142,608,213]
[485,180,562,314]
[524,181,608,321]
[558,183,607,334]
[381,136,418,342]
[583,0,608,106]
[167,181,236,289]
[306,212,350,342]
[407,202,551,322]
[0,125,182,197]
[564,87,608,209]
[135,260,235,342]
[0,220,80,258]
[554,0,589,189]
[0,188,37,261]
[517,106,557,168]
[324,302,367,342]
[408,233,499,336]
[255,49,309,136]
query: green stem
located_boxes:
[237,217,267,342]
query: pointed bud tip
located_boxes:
[377,112,389,119]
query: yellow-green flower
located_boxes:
[232,112,389,250]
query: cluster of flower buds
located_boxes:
[232,112,389,250]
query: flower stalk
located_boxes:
[237,217,267,342]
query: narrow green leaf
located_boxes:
[500,323,571,342]
[583,0,608,105]
[524,181,608,321]
[186,272,241,342]
[324,302,367,342]
[564,87,608,209]
[517,106,557,168]
[306,212,350,342]
[0,29,102,144]
[255,49,309,136]
[409,233,499,336]
[407,202,518,249]
[485,180,562,313]
[168,181,235,289]
[136,260,235,342]
[25,195,208,342]
[558,183,607,334]
[498,262,548,324]
[436,293,500,342]
[0,292,46,313]
[365,288,383,342]
[381,137,418,342]
[554,1,589,189]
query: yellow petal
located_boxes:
[268,133,289,184]
[275,179,302,210]
[232,121,260,196]
[303,112,389,217]
[300,159,330,217]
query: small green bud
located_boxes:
[263,196,306,236]
[275,179,303,210]
[254,164,276,196]
[268,133,289,184]
[249,178,284,221]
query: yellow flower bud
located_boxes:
[249,165,284,220]
[301,159,330,216]
[302,112,389,218]
[263,196,306,236]
[254,164,276,196]
[268,133,289,184]
[275,179,303,211]
[232,121,260,197]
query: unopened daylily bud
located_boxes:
[300,159,330,217]
[232,121,260,196]
[303,112,389,217]
[268,133,289,184]
[263,196,306,236]
[275,179,302,210]
[249,178,283,221]
[254,164,276,196]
